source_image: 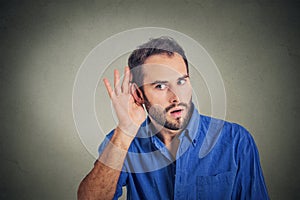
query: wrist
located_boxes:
[117,123,139,138]
[110,126,137,151]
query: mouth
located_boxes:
[169,108,184,118]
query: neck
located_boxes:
[149,120,180,159]
[148,103,194,158]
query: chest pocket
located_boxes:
[196,171,235,200]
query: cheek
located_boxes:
[148,91,169,104]
[148,104,165,115]
[143,89,167,104]
[178,85,192,100]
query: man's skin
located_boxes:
[77,53,193,200]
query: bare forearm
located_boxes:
[77,127,135,200]
[77,160,120,200]
[78,66,146,199]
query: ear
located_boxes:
[130,83,144,105]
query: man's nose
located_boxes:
[168,88,180,103]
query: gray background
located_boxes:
[1,0,299,199]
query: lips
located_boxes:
[169,108,184,118]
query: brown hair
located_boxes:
[128,36,189,87]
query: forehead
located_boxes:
[142,53,187,83]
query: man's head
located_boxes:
[128,36,189,87]
[128,36,193,131]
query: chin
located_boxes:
[163,120,184,131]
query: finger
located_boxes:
[121,66,130,93]
[114,69,121,95]
[103,78,113,98]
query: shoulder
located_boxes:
[199,114,255,146]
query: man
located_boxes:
[77,36,269,199]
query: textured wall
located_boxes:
[0,0,299,199]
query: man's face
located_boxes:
[141,53,193,130]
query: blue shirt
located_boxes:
[98,106,269,199]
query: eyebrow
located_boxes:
[150,74,189,85]
[179,74,190,79]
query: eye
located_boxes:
[155,84,167,90]
[177,79,186,85]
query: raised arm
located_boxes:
[77,67,146,200]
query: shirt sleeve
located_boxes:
[97,130,129,199]
[231,125,269,200]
